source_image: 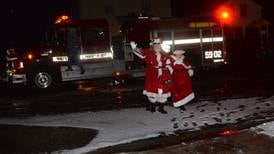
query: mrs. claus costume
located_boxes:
[170,49,195,107]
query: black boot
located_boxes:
[179,106,186,113]
[80,66,85,74]
[80,69,85,74]
[150,103,156,113]
[158,103,167,114]
[146,103,155,112]
[145,103,151,111]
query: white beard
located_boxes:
[154,48,161,52]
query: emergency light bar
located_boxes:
[162,37,223,45]
[55,15,69,24]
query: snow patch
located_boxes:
[252,121,274,137]
[0,96,273,153]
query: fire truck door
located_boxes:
[60,26,114,81]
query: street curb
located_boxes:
[87,118,274,154]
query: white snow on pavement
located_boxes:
[0,96,274,153]
[252,121,274,137]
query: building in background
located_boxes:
[171,0,272,65]
[74,0,172,36]
[219,0,271,65]
[223,0,270,41]
[173,0,270,38]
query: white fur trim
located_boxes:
[143,90,170,97]
[166,65,173,74]
[166,59,171,65]
[173,92,195,107]
[143,90,170,101]
[144,90,170,103]
[158,96,168,103]
[173,49,185,55]
[133,49,145,59]
[156,52,162,77]
[148,97,157,103]
[158,88,163,94]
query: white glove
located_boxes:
[188,69,194,77]
[130,41,137,50]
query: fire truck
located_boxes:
[122,17,228,71]
[0,16,144,89]
[0,16,227,89]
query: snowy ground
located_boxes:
[0,96,274,154]
[251,120,274,137]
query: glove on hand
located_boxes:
[188,69,194,77]
[130,41,137,50]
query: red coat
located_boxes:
[133,48,171,103]
[170,55,195,107]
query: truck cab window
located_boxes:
[56,28,66,46]
[46,28,67,54]
[84,28,105,43]
[82,27,109,55]
[46,28,66,47]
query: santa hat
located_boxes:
[173,48,185,55]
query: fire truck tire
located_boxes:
[30,70,53,89]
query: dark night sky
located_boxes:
[0,0,71,50]
[171,0,274,22]
[0,0,273,51]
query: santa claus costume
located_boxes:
[170,49,195,108]
[130,38,171,113]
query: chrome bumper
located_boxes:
[11,74,27,84]
[0,73,26,84]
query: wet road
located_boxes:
[0,77,147,115]
[0,65,274,116]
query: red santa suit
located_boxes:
[6,49,17,61]
[133,48,171,103]
[170,53,195,107]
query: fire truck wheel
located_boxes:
[32,71,53,89]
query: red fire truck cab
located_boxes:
[1,16,140,89]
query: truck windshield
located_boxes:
[83,27,105,43]
[45,28,67,54]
